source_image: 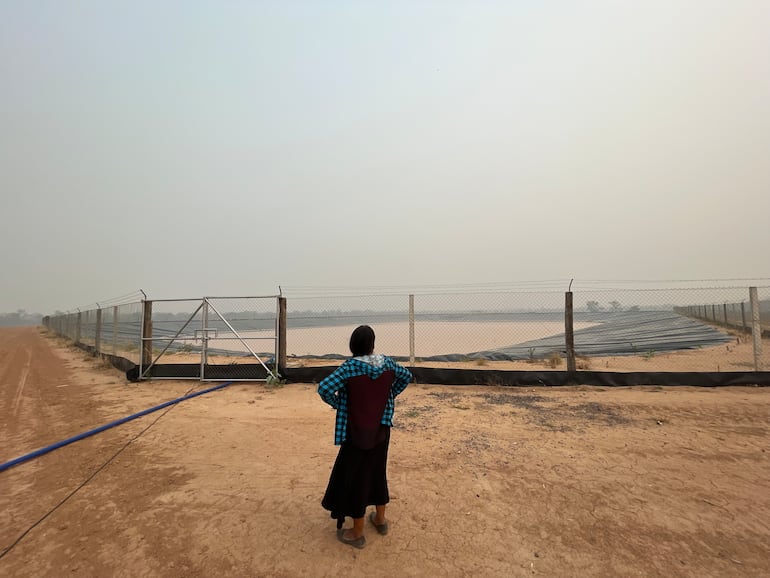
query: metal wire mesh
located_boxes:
[286,294,407,359]
[284,286,769,372]
[148,299,205,361]
[46,312,75,340]
[45,302,143,362]
[114,302,143,364]
[285,291,574,361]
[677,286,770,333]
[198,296,278,380]
[43,284,768,377]
[412,291,566,361]
[79,309,97,347]
[146,297,278,380]
[563,287,763,372]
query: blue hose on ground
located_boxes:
[0,381,234,473]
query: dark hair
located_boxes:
[349,325,375,357]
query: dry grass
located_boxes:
[547,352,562,368]
[576,355,592,370]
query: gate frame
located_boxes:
[139,295,281,381]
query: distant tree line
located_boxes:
[0,310,42,327]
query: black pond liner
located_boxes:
[425,311,734,362]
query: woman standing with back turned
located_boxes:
[317,325,412,548]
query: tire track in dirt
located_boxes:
[0,337,22,414]
[11,349,32,416]
[0,327,81,460]
[1,326,137,575]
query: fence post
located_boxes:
[141,300,153,375]
[278,297,287,373]
[741,302,747,333]
[409,294,415,365]
[565,291,576,372]
[95,308,102,355]
[750,287,763,371]
[75,311,82,344]
[200,299,208,380]
[112,306,119,355]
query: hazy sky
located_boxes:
[1,1,768,313]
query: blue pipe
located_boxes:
[0,381,234,473]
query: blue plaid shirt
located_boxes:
[318,355,412,445]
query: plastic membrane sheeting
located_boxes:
[426,311,732,362]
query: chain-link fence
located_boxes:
[44,296,279,381]
[676,290,770,333]
[43,284,769,381]
[283,285,769,373]
[44,302,144,363]
[143,296,278,380]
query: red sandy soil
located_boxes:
[1,326,769,577]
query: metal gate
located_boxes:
[139,296,280,381]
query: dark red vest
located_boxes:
[345,370,395,449]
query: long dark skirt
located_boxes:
[322,427,390,526]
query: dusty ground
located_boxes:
[1,326,769,577]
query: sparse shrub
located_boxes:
[576,356,591,370]
[475,358,488,366]
[266,371,286,387]
[643,350,655,361]
[547,352,562,369]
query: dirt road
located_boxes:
[1,327,769,576]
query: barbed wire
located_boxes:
[64,290,146,313]
[282,279,770,298]
[283,280,570,294]
[51,280,770,314]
